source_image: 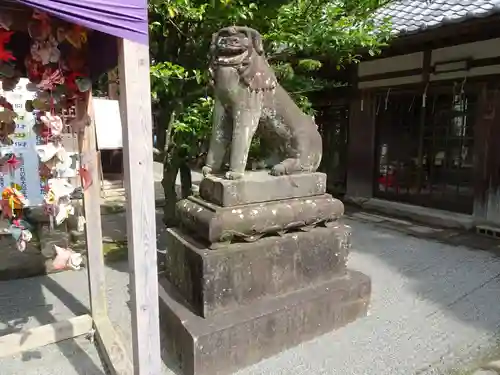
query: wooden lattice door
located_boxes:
[316,104,349,196]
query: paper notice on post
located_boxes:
[93,98,123,150]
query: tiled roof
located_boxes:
[375,0,500,36]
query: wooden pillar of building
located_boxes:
[474,85,500,224]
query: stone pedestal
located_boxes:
[199,171,326,207]
[159,171,371,375]
[176,194,344,246]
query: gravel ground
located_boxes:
[1,213,500,375]
[233,217,500,375]
[106,215,500,375]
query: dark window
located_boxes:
[316,105,349,196]
[374,86,476,214]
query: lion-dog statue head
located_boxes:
[209,26,277,92]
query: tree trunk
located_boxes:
[164,108,176,154]
[162,150,194,227]
[153,108,167,162]
[179,162,192,198]
[162,149,180,227]
[160,103,196,226]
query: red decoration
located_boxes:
[25,56,43,83]
[37,68,64,91]
[0,30,13,45]
[65,71,83,93]
[0,154,21,175]
[0,49,15,62]
[0,30,14,62]
[6,154,20,168]
[78,167,92,190]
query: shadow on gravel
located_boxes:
[0,273,104,374]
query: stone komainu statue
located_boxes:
[202,26,323,180]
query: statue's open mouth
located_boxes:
[218,45,247,56]
[215,47,249,66]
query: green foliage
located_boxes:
[170,96,213,157]
[149,0,393,161]
[266,0,392,66]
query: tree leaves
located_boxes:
[149,0,394,160]
[171,97,213,156]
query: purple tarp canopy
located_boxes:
[14,0,149,45]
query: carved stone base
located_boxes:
[159,269,371,375]
[199,171,327,207]
[163,225,351,318]
[176,194,344,245]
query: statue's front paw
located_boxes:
[202,166,213,177]
[225,171,244,180]
[270,163,286,176]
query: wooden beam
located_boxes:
[77,94,108,319]
[0,314,93,358]
[94,316,134,375]
[118,38,162,375]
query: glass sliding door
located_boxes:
[374,85,476,214]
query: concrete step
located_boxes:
[345,197,474,231]
[101,188,126,198]
[102,190,125,197]
[101,180,124,189]
[101,178,125,200]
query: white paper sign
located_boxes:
[0,78,45,206]
[93,98,122,150]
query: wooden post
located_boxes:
[108,68,119,100]
[78,94,107,318]
[107,67,125,183]
[117,38,162,375]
